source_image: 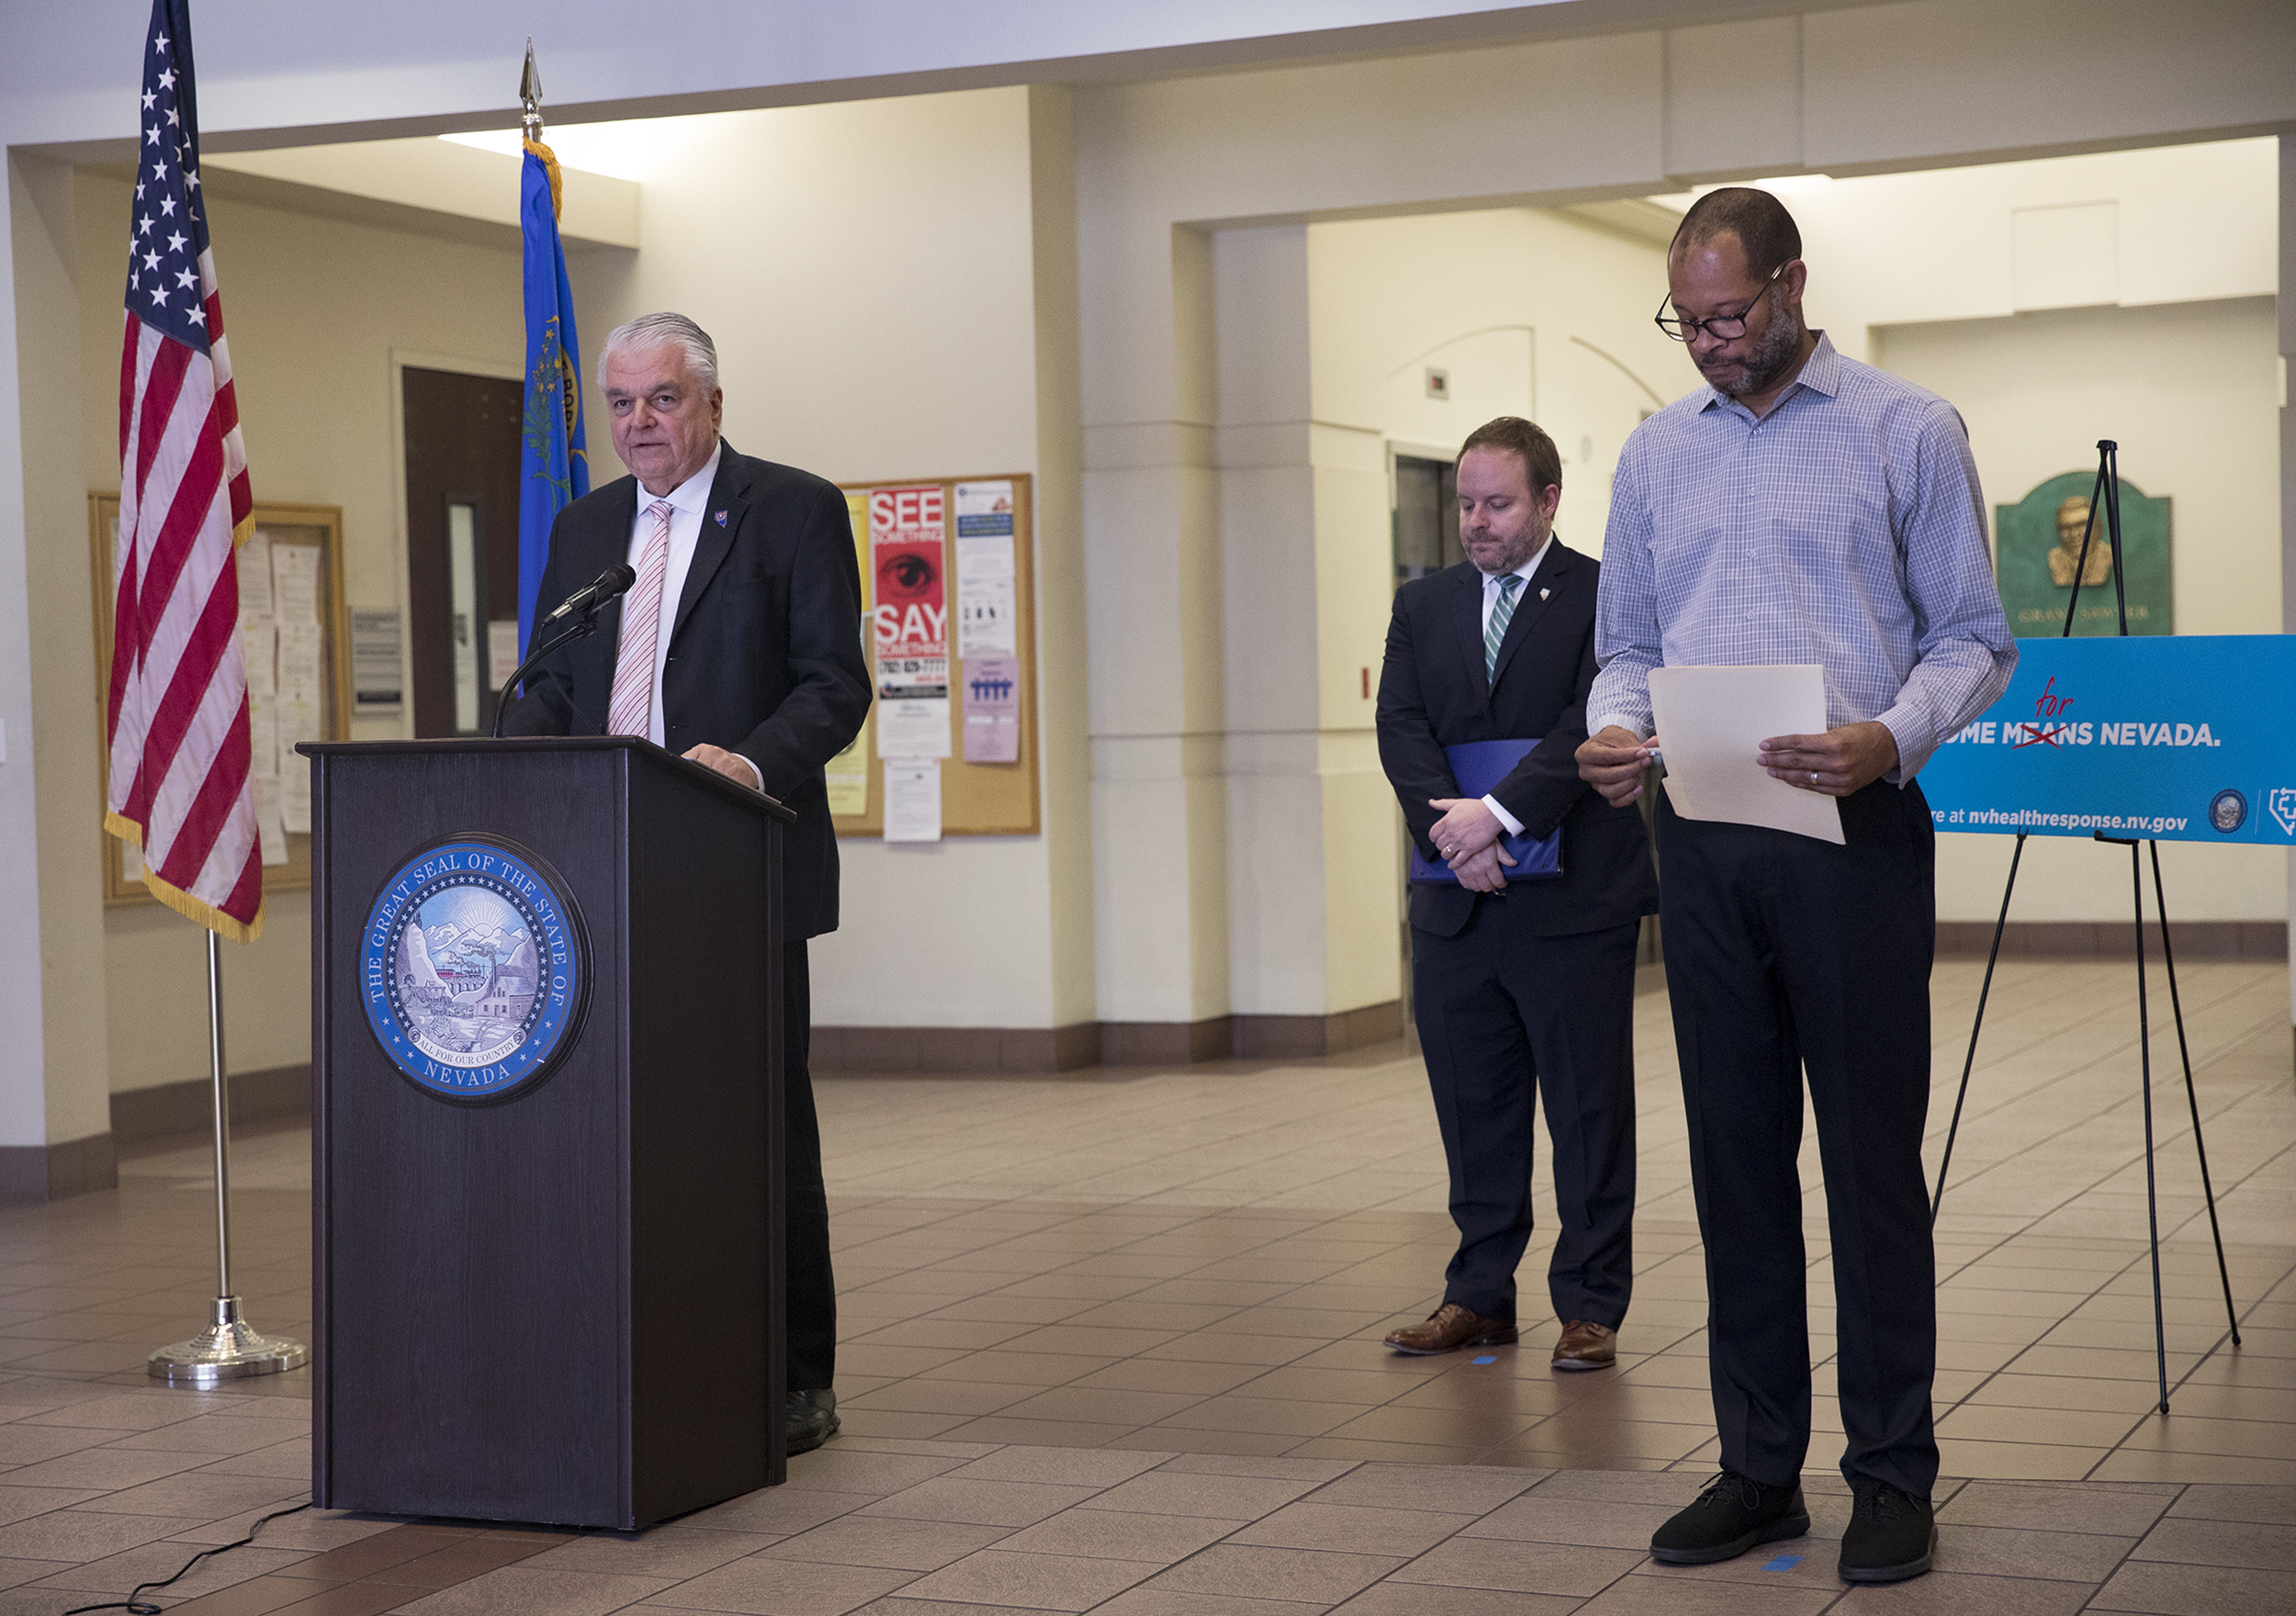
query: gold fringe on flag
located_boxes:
[523,137,564,221]
[104,810,265,945]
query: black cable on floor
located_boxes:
[62,1499,312,1615]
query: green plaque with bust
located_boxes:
[1995,471,2172,637]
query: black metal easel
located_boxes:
[1928,439,2242,1415]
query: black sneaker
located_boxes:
[1840,1477,1935,1583]
[1650,1470,1811,1565]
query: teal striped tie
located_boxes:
[1485,573,1524,679]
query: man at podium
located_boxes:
[501,311,871,1455]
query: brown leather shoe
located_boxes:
[1382,1303,1517,1356]
[1551,1319,1616,1371]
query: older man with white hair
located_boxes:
[502,311,871,1455]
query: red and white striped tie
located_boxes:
[606,499,674,738]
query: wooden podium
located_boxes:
[303,736,794,1529]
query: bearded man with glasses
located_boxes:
[1575,189,2016,1586]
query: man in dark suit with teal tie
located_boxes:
[1375,416,1658,1367]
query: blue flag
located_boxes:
[517,139,589,656]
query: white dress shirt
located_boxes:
[1479,535,1553,836]
[622,442,762,790]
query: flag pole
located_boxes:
[149,930,307,1384]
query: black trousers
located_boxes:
[1658,780,1939,1498]
[783,941,837,1392]
[1412,908,1640,1329]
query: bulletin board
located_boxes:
[88,495,353,905]
[832,473,1039,837]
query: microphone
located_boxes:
[540,563,636,627]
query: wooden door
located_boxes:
[402,367,524,737]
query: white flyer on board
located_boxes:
[883,760,942,842]
[953,479,1017,656]
[236,533,274,621]
[253,776,290,866]
[281,763,312,836]
[240,621,276,701]
[276,622,323,697]
[269,542,320,624]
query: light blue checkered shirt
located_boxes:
[1589,331,2017,781]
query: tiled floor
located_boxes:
[0,959,2290,1611]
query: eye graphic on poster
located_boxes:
[878,546,939,600]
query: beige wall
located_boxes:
[1310,206,1683,553]
[543,89,1084,1030]
[9,154,108,1144]
[72,168,529,1091]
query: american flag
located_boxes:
[106,0,263,940]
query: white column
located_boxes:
[1082,219,1232,1029]
[1026,86,1100,1038]
[1215,225,1400,1021]
[1,152,114,1197]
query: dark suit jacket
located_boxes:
[1377,542,1657,939]
[501,440,871,940]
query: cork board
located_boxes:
[832,473,1038,837]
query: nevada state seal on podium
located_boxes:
[361,839,589,1104]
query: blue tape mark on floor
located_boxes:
[1471,1355,1497,1364]
[1762,1554,1803,1571]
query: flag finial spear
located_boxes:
[520,38,544,142]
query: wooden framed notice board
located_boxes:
[88,494,353,905]
[831,473,1039,837]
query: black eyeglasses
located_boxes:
[1652,264,1787,342]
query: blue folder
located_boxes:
[1408,738,1563,883]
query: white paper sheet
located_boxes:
[252,776,290,866]
[237,533,274,622]
[281,763,311,836]
[270,542,320,624]
[276,622,322,696]
[244,698,278,780]
[240,621,276,701]
[274,691,323,770]
[883,760,942,842]
[1647,664,1846,845]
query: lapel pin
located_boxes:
[1539,588,1550,600]
[714,510,727,527]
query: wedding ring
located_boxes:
[1810,771,1819,783]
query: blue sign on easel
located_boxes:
[1917,635,2296,846]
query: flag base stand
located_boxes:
[147,930,310,1389]
[150,1296,307,1386]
